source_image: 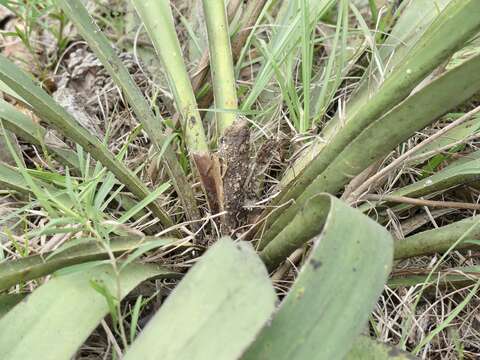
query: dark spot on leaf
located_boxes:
[388,348,400,356]
[352,267,357,272]
[310,259,322,270]
[189,116,196,125]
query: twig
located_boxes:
[365,194,480,211]
[271,248,304,281]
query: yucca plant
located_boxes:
[0,0,480,358]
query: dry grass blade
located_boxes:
[364,194,480,211]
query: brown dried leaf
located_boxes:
[194,152,224,217]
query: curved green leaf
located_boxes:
[244,194,393,360]
[0,294,25,319]
[259,49,480,245]
[123,238,276,360]
[0,263,173,360]
[0,236,176,290]
[0,55,173,228]
[280,0,454,186]
[275,0,480,208]
[0,98,80,169]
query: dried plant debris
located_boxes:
[218,118,250,235]
[194,152,224,216]
[53,45,152,137]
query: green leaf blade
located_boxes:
[246,195,393,360]
[0,263,173,360]
[124,238,277,360]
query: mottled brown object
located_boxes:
[194,152,224,216]
[218,119,250,234]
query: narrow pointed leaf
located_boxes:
[242,0,336,110]
[56,0,200,223]
[0,55,173,227]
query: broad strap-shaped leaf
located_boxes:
[0,294,25,319]
[258,49,480,246]
[273,0,480,210]
[123,238,277,360]
[244,194,393,360]
[345,336,417,359]
[0,236,176,290]
[0,263,175,360]
[304,53,480,197]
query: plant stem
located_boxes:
[394,216,480,260]
[131,0,208,154]
[202,0,238,135]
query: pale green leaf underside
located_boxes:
[244,194,393,360]
[0,263,172,360]
[123,238,277,360]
